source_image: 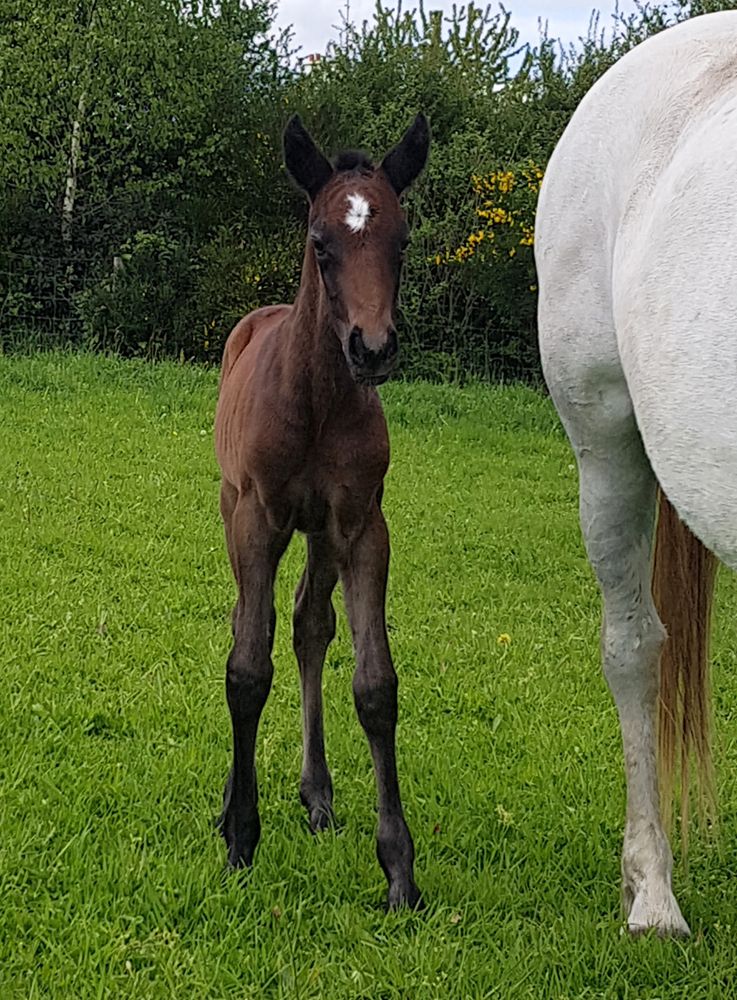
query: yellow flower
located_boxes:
[497,633,511,645]
[519,225,535,247]
[496,803,514,826]
[496,171,515,194]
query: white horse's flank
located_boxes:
[536,11,737,936]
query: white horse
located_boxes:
[536,11,737,936]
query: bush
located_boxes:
[190,225,303,363]
[76,231,196,357]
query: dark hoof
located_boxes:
[218,811,260,868]
[308,803,335,833]
[218,813,259,869]
[217,774,260,868]
[300,782,334,834]
[226,846,255,870]
[386,881,424,911]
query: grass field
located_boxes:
[4,353,737,999]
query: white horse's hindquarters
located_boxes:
[612,98,737,568]
[536,11,737,564]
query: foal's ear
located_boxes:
[283,115,333,201]
[380,113,430,196]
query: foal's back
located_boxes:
[220,305,292,384]
[537,11,737,567]
[215,303,297,497]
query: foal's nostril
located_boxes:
[348,326,365,366]
[384,328,398,362]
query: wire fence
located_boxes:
[0,248,542,380]
[0,251,104,344]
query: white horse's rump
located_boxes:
[536,11,737,936]
[538,11,737,564]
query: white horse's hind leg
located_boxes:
[552,373,688,936]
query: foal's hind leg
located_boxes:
[559,382,688,937]
[219,487,290,868]
[340,501,421,910]
[293,534,338,831]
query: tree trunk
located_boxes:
[61,88,86,261]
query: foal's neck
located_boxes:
[287,243,354,421]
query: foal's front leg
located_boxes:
[340,501,421,909]
[293,534,338,831]
[219,489,290,868]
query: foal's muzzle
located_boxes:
[346,326,399,385]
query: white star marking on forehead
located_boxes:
[344,192,371,233]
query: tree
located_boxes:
[0,0,287,258]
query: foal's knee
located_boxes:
[226,641,273,716]
[353,666,398,738]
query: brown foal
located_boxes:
[214,114,429,908]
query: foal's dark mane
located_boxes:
[332,150,374,173]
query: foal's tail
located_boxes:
[652,489,719,849]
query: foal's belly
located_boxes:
[260,468,379,543]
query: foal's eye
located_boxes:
[312,236,328,258]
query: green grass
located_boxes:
[3,352,737,999]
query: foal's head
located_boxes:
[284,114,430,385]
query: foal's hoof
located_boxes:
[226,850,254,871]
[300,784,335,834]
[218,822,259,869]
[307,804,335,834]
[386,880,424,912]
[219,811,260,869]
[216,797,260,869]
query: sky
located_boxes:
[274,1,643,58]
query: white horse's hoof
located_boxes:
[626,890,690,938]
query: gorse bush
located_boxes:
[428,164,543,376]
[2,0,736,378]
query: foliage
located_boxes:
[2,1,735,376]
[76,226,303,359]
[76,231,196,356]
[0,0,291,338]
[432,164,543,375]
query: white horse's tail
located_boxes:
[653,489,719,850]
